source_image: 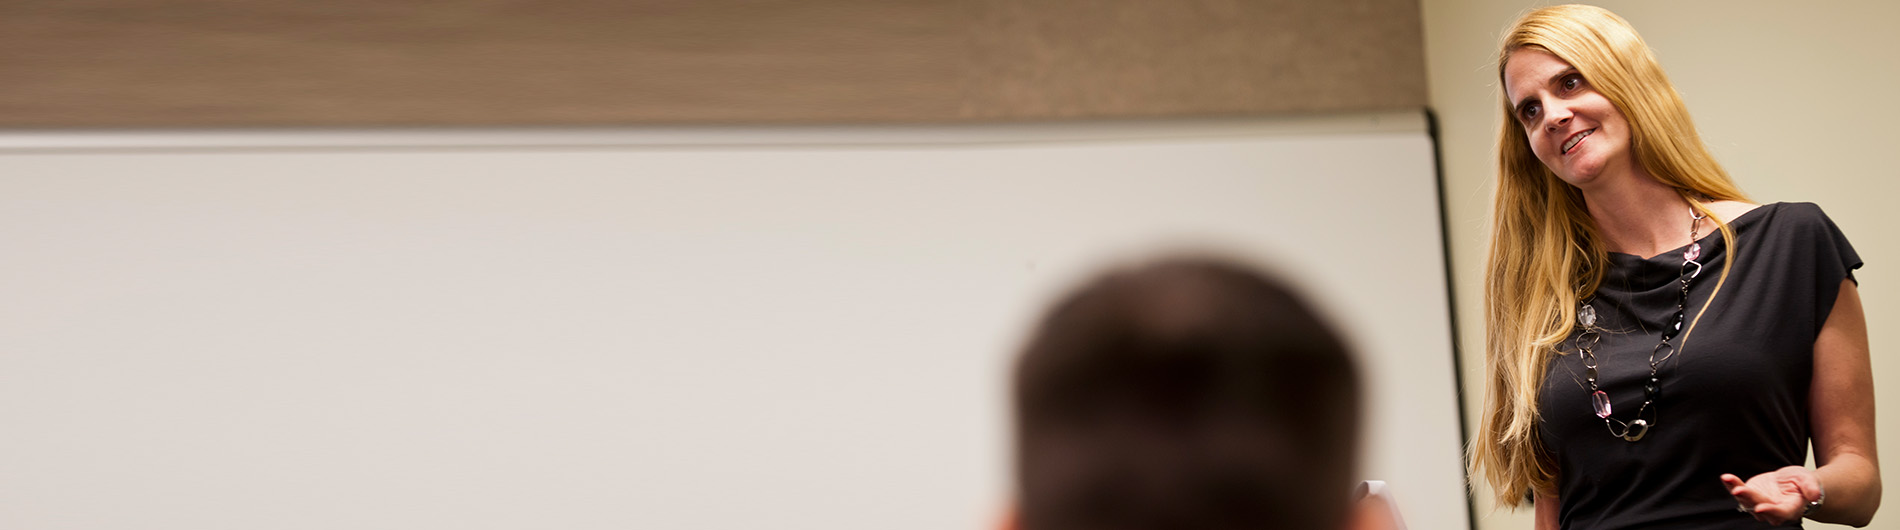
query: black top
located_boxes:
[1537,203,1862,530]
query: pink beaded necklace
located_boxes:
[1576,206,1705,442]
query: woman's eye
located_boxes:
[1561,74,1583,91]
[1520,102,1541,121]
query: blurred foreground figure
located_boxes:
[1007,257,1377,530]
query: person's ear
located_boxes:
[996,505,1018,530]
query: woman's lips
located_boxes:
[1562,128,1596,154]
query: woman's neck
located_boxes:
[1579,169,1696,259]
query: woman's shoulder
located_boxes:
[1728,202,1858,257]
[1708,200,1762,224]
[1732,202,1842,232]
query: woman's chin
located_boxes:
[1554,160,1611,187]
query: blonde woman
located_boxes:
[1469,5,1878,529]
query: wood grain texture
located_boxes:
[1,0,1424,127]
[962,0,1428,119]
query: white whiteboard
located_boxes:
[0,112,1469,530]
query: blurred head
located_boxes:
[1011,257,1361,530]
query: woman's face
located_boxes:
[1502,48,1635,188]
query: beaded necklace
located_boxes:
[1577,206,1705,442]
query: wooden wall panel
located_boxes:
[1,0,1425,127]
[962,0,1428,119]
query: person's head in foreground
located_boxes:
[1009,257,1362,530]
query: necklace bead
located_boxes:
[1575,203,1705,442]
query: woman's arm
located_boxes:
[1527,493,1558,530]
[1725,279,1880,526]
[1807,278,1880,525]
[1534,493,1559,530]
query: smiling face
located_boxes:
[1502,48,1638,188]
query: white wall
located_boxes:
[0,115,1469,530]
[1422,2,1900,529]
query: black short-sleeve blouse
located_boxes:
[1537,202,1862,530]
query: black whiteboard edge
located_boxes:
[1425,107,1479,530]
[0,112,1428,154]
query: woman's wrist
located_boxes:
[1803,479,1826,518]
[1808,486,1824,520]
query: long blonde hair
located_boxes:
[1471,4,1749,507]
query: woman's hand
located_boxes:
[1723,466,1823,525]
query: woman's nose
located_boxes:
[1543,102,1573,130]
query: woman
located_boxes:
[1468,5,1879,529]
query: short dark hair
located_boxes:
[1013,257,1361,530]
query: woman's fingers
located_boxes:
[1722,472,1801,524]
[1752,502,1796,524]
[1782,467,1825,502]
[1720,474,1747,493]
[1725,478,1769,504]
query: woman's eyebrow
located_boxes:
[1512,67,1581,117]
[1546,67,1580,87]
